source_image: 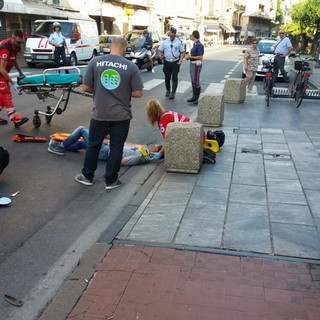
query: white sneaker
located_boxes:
[151,68,155,73]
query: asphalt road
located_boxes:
[0,45,246,320]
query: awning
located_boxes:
[90,3,124,19]
[131,10,150,27]
[0,0,69,18]
[240,30,256,37]
[220,24,238,33]
[205,24,221,33]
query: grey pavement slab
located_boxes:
[263,142,290,155]
[174,218,223,248]
[235,152,263,163]
[272,223,320,259]
[266,177,303,194]
[284,130,311,142]
[196,171,232,189]
[223,203,271,253]
[305,189,320,219]
[298,171,320,190]
[232,162,265,186]
[261,133,286,144]
[264,160,299,180]
[294,157,320,172]
[269,203,314,226]
[268,191,308,205]
[229,184,267,206]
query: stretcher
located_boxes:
[18,67,91,128]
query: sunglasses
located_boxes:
[252,42,258,44]
[279,32,284,34]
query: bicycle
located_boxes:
[262,60,274,107]
[291,57,315,108]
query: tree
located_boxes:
[290,0,320,56]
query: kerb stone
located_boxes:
[224,78,246,103]
[197,93,224,127]
[165,122,203,174]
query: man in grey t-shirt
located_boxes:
[75,37,143,189]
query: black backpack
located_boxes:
[206,130,225,147]
[0,145,9,175]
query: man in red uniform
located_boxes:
[0,29,28,127]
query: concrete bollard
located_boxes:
[197,93,225,127]
[164,122,203,174]
[224,78,246,103]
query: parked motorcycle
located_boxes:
[128,35,156,72]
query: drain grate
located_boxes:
[233,128,257,135]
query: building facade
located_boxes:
[0,0,277,42]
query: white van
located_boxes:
[24,19,99,67]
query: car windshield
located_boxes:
[134,35,147,50]
[31,21,73,38]
[257,41,275,54]
[125,32,142,43]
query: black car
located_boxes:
[124,30,162,64]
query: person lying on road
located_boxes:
[48,126,163,166]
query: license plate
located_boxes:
[36,55,49,60]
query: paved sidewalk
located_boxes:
[38,67,320,320]
[67,244,320,320]
[116,93,320,260]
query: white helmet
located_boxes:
[53,22,61,30]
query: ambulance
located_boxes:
[24,19,99,67]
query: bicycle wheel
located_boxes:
[291,71,301,98]
[295,79,307,108]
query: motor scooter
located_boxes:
[129,36,156,71]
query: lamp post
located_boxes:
[100,0,104,34]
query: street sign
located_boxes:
[125,9,134,16]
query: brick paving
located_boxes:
[67,244,320,320]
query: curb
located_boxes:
[38,243,111,320]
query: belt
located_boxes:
[275,53,284,56]
[165,58,179,62]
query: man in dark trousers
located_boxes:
[273,30,292,85]
[0,29,29,127]
[49,22,69,69]
[75,37,143,190]
[157,27,185,99]
[143,29,154,73]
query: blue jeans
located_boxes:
[63,126,88,151]
[63,126,110,160]
[82,118,130,184]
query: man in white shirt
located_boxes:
[273,30,293,84]
[49,22,69,69]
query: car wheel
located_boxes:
[69,53,77,66]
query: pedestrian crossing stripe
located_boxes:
[143,79,164,90]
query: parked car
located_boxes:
[176,31,191,53]
[24,19,99,67]
[124,30,162,64]
[99,34,122,54]
[242,39,292,80]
